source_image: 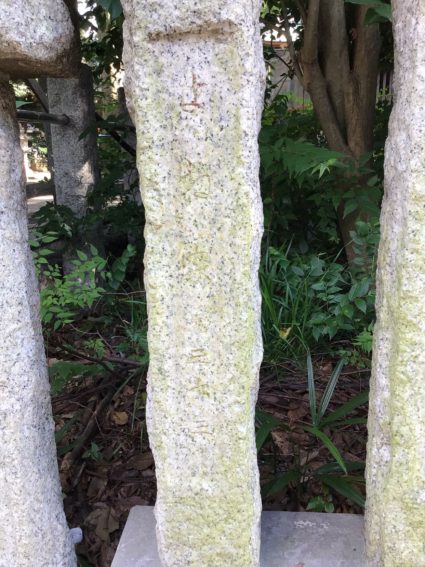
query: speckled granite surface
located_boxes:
[121,1,266,564]
[365,2,425,565]
[0,0,76,77]
[0,83,76,566]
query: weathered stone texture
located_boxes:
[365,2,425,565]
[121,1,265,565]
[0,81,76,567]
[48,65,99,216]
[0,0,76,77]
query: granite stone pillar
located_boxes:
[121,1,265,565]
[0,1,77,565]
[365,2,425,565]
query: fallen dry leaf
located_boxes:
[111,411,129,426]
[287,405,309,424]
[127,451,154,471]
[271,430,292,456]
[86,507,120,542]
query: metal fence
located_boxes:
[268,47,394,108]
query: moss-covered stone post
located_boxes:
[365,2,425,565]
[0,1,77,565]
[121,1,265,564]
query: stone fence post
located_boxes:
[0,1,78,564]
[121,1,266,565]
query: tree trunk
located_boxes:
[296,0,381,263]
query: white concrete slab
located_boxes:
[112,506,364,567]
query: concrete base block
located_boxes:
[112,506,364,566]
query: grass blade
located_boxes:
[261,469,302,498]
[320,390,369,426]
[306,351,317,426]
[314,461,365,475]
[316,359,344,424]
[256,410,289,452]
[304,426,347,474]
[320,475,366,508]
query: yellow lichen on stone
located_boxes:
[121,0,265,565]
[365,2,425,565]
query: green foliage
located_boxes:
[96,0,123,19]
[83,442,103,462]
[31,231,136,331]
[49,360,104,394]
[307,352,345,428]
[260,246,375,360]
[257,355,368,508]
[33,245,107,331]
[81,1,124,78]
[307,491,335,513]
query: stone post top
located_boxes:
[0,0,78,78]
[123,0,263,37]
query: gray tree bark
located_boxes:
[48,65,99,217]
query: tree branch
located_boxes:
[280,0,305,87]
[302,0,321,66]
[345,6,381,157]
[300,0,352,155]
[318,0,350,134]
[294,0,308,23]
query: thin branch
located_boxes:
[56,343,119,377]
[57,343,144,370]
[269,47,292,71]
[25,79,49,112]
[17,110,70,126]
[280,0,305,87]
[294,0,308,22]
[95,111,137,156]
[299,0,351,155]
[60,390,115,477]
[302,0,321,66]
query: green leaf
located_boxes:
[315,461,365,475]
[55,413,80,443]
[344,0,392,22]
[77,250,88,262]
[256,410,289,452]
[304,427,348,474]
[320,391,369,426]
[261,469,302,498]
[344,201,358,218]
[345,0,384,5]
[316,359,345,425]
[355,298,367,313]
[49,361,103,394]
[306,352,317,426]
[97,0,123,19]
[320,475,366,508]
[365,5,392,23]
